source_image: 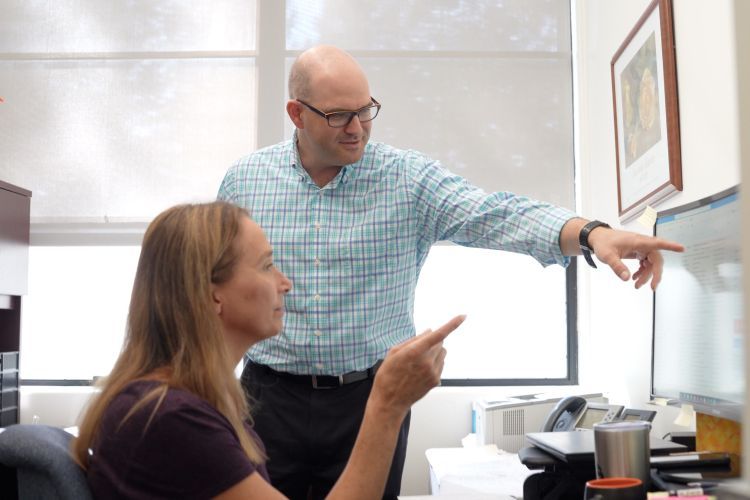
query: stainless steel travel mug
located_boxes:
[593,420,651,489]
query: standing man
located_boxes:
[218,45,683,500]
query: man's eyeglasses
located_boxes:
[297,97,381,128]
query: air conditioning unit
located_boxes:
[472,392,605,453]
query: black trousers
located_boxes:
[241,361,411,500]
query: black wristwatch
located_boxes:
[579,220,611,268]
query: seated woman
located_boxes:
[72,201,464,499]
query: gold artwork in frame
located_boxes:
[611,0,682,222]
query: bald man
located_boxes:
[218,45,683,499]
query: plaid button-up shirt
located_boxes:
[218,135,575,375]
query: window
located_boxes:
[0,1,257,225]
[2,0,575,384]
[22,247,139,382]
[415,248,576,381]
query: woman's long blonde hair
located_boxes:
[73,201,265,465]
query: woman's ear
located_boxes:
[286,100,304,129]
[211,285,223,315]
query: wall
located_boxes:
[20,387,96,428]
[737,0,750,482]
[576,0,741,406]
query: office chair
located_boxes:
[0,424,93,500]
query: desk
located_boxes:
[425,446,534,498]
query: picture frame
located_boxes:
[611,0,682,222]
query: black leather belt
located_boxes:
[259,360,383,389]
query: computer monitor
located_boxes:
[651,185,743,422]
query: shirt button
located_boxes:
[314,294,321,301]
[314,330,322,337]
[314,258,320,266]
[315,363,324,370]
[314,222,321,230]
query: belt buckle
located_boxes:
[311,374,344,389]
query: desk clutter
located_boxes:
[425,445,533,498]
[450,394,740,498]
[472,392,661,454]
[521,427,737,498]
[470,392,743,499]
[424,430,735,498]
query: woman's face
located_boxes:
[213,217,292,348]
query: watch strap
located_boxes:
[579,220,611,268]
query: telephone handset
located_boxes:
[541,396,587,432]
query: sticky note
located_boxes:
[673,403,695,426]
[637,205,657,228]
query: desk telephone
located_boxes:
[541,396,655,432]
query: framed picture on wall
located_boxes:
[611,0,682,222]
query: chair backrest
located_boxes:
[0,424,93,500]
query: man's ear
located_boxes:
[286,100,304,129]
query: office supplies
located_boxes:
[541,397,624,432]
[662,431,696,451]
[660,470,735,483]
[584,477,643,499]
[541,396,587,432]
[472,392,604,452]
[593,421,651,488]
[525,431,685,464]
[618,408,657,423]
[650,451,731,470]
[425,446,531,497]
[576,402,626,430]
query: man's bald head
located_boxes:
[288,45,368,102]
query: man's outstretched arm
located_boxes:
[559,218,685,290]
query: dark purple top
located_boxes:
[87,380,269,499]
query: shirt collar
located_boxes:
[290,130,355,187]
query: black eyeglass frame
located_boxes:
[297,97,381,128]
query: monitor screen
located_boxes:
[651,186,743,421]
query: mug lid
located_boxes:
[593,421,651,432]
